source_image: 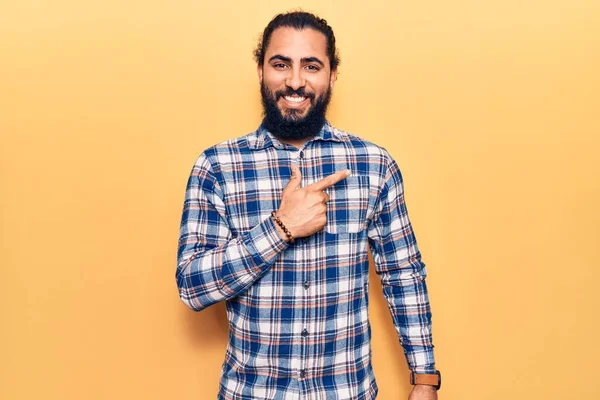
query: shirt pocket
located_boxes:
[324,175,370,234]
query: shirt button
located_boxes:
[299,151,304,159]
[301,328,309,337]
[300,369,307,378]
[303,280,310,289]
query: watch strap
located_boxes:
[410,370,441,390]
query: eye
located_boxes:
[305,65,320,71]
[273,63,288,70]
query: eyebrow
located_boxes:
[302,57,325,67]
[268,54,325,67]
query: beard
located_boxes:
[260,81,332,141]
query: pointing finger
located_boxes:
[307,169,351,192]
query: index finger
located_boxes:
[307,169,351,191]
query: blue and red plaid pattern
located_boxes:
[176,122,435,400]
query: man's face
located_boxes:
[258,27,337,140]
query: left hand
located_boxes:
[408,384,438,400]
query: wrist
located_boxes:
[414,384,437,390]
[273,219,290,242]
[271,211,295,243]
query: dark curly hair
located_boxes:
[254,11,341,71]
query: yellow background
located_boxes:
[1,1,598,399]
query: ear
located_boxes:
[329,68,338,89]
[257,64,263,83]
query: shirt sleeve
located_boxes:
[367,152,436,374]
[176,153,288,311]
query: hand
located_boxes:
[408,385,438,400]
[275,164,351,239]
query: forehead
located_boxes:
[265,27,329,63]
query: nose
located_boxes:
[285,66,305,90]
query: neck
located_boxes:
[275,135,313,150]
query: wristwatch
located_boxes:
[410,370,441,390]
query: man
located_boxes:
[176,11,440,400]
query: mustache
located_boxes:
[275,87,315,100]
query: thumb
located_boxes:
[283,164,302,193]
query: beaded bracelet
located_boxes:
[271,211,295,244]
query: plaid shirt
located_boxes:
[176,122,435,400]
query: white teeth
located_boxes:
[284,96,306,103]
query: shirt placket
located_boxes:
[295,146,312,398]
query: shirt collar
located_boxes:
[249,120,350,150]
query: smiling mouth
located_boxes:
[283,95,308,103]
